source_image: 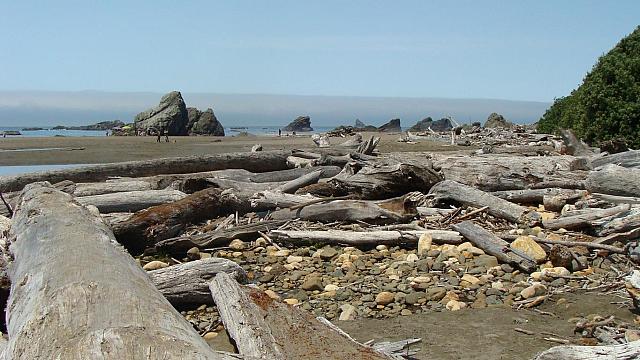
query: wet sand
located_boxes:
[0,133,464,166]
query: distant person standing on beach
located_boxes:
[278,129,281,137]
[157,128,162,143]
[164,127,169,142]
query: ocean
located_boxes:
[0,126,339,137]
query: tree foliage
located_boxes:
[538,26,640,148]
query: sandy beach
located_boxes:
[0,132,465,166]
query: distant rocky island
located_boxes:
[282,116,313,132]
[48,120,125,131]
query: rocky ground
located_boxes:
[138,211,640,359]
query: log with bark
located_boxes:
[112,188,248,254]
[2,183,229,359]
[585,164,640,197]
[268,229,463,247]
[77,189,187,213]
[149,257,248,307]
[209,272,394,360]
[452,221,537,272]
[0,150,292,193]
[429,180,536,223]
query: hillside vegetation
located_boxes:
[538,26,640,148]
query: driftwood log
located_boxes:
[590,149,640,169]
[77,189,187,213]
[149,257,248,307]
[452,221,536,272]
[0,150,292,193]
[492,188,587,206]
[112,188,246,254]
[268,229,463,246]
[429,180,534,223]
[269,199,412,224]
[585,164,640,197]
[209,272,393,360]
[542,204,631,231]
[533,340,640,360]
[2,183,229,359]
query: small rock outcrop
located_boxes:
[484,113,514,129]
[135,91,189,135]
[187,108,225,136]
[408,117,454,132]
[65,120,125,131]
[355,119,366,128]
[355,119,377,131]
[283,116,313,132]
[377,118,401,132]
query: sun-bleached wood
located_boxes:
[77,189,187,213]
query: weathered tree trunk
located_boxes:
[149,257,248,307]
[0,150,292,193]
[269,199,412,224]
[2,183,225,359]
[268,229,463,246]
[303,162,442,200]
[250,190,318,209]
[152,220,288,255]
[595,208,640,237]
[542,204,630,231]
[585,164,640,197]
[429,180,534,223]
[533,341,640,360]
[429,154,589,191]
[77,189,187,213]
[112,188,246,254]
[209,272,392,360]
[492,188,587,206]
[590,149,640,169]
[452,221,537,272]
[276,170,323,194]
[73,180,153,197]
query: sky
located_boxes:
[1,1,638,103]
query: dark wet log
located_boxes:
[0,150,291,193]
[269,199,412,224]
[149,257,248,307]
[209,272,392,360]
[492,188,587,206]
[3,183,225,359]
[591,149,640,169]
[153,220,288,255]
[585,164,640,197]
[533,340,640,360]
[304,162,442,200]
[452,221,537,272]
[429,180,534,223]
[112,188,247,254]
[77,189,187,213]
[430,154,589,191]
[542,204,631,231]
[268,229,463,246]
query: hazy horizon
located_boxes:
[0,90,549,128]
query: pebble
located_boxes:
[461,274,481,285]
[406,253,419,263]
[287,255,304,264]
[264,289,280,300]
[143,260,169,271]
[186,247,200,260]
[375,291,395,305]
[339,304,357,320]
[510,236,547,263]
[229,239,247,250]
[520,283,547,299]
[318,247,338,260]
[446,300,466,311]
[301,276,324,291]
[284,298,299,305]
[203,332,218,341]
[417,234,432,257]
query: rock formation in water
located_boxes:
[187,108,225,136]
[377,118,401,132]
[283,116,313,132]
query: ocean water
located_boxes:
[0,126,340,137]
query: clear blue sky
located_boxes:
[1,0,638,102]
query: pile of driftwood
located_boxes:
[0,134,639,358]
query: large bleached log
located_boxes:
[112,188,245,254]
[429,180,534,223]
[149,257,248,307]
[430,154,589,191]
[305,162,442,200]
[492,188,587,206]
[585,164,640,197]
[542,204,631,231]
[277,169,323,194]
[73,180,153,197]
[249,166,341,183]
[250,190,318,209]
[591,149,640,169]
[77,189,187,213]
[153,220,288,255]
[2,183,224,359]
[533,341,640,360]
[0,150,292,193]
[268,229,463,246]
[209,272,392,360]
[595,208,640,237]
[452,221,536,272]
